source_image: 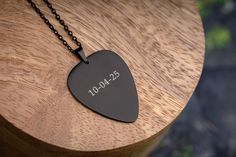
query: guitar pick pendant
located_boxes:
[67,50,139,122]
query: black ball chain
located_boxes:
[26,0,82,54]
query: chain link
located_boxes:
[26,0,82,54]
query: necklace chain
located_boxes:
[26,0,82,54]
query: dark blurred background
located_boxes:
[150,0,236,157]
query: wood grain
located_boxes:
[0,0,205,156]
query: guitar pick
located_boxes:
[67,50,139,122]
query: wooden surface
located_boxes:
[0,0,205,156]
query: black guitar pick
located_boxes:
[67,50,139,122]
